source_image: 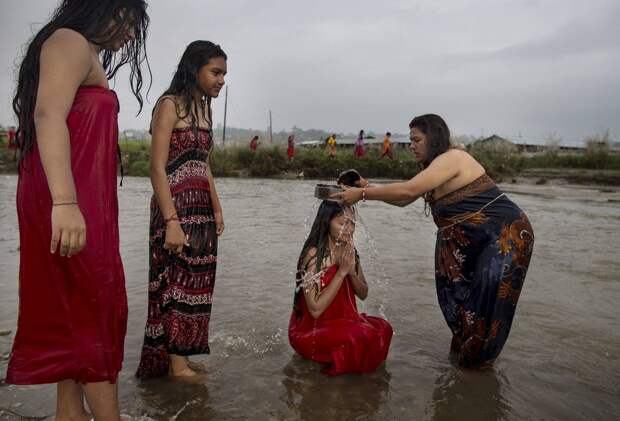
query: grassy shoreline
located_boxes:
[1,141,620,186]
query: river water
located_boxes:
[1,175,619,420]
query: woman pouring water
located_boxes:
[332,114,534,368]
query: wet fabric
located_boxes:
[287,138,295,160]
[289,265,392,375]
[354,135,365,157]
[136,127,218,379]
[381,137,393,159]
[430,174,534,367]
[327,136,337,156]
[6,86,127,385]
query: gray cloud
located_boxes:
[1,0,618,143]
[459,3,620,62]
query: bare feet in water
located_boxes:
[168,355,206,382]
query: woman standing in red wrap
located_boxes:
[6,1,150,419]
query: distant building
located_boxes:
[120,129,151,141]
[473,135,518,152]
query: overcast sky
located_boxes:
[1,0,619,143]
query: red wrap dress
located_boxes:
[6,86,127,385]
[289,265,392,375]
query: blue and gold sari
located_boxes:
[430,175,534,367]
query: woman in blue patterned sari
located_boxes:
[333,114,534,367]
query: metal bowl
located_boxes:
[314,184,343,201]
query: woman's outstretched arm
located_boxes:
[334,151,460,206]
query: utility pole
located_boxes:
[269,109,273,144]
[222,86,228,145]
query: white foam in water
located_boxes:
[211,328,285,357]
[121,415,157,421]
[169,399,199,421]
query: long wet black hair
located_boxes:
[293,201,358,315]
[13,0,151,158]
[153,40,227,139]
[409,114,452,169]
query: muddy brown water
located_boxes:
[1,175,619,420]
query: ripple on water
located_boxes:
[0,176,619,420]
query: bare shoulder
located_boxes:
[152,95,180,122]
[430,148,465,166]
[440,148,479,166]
[155,95,178,112]
[36,28,93,96]
[446,148,472,159]
[444,148,486,177]
[43,28,90,54]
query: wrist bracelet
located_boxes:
[164,214,179,224]
[362,187,367,202]
[53,202,78,206]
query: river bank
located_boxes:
[1,142,620,187]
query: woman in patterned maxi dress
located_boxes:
[137,41,227,379]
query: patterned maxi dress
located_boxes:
[137,127,218,379]
[430,174,534,367]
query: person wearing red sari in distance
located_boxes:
[289,202,392,375]
[250,135,260,152]
[6,1,150,420]
[287,134,295,161]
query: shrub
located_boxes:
[129,160,149,177]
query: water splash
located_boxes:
[303,200,320,235]
[354,209,391,320]
[211,328,285,357]
[169,399,199,421]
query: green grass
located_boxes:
[1,139,618,182]
[205,145,420,179]
[522,151,620,170]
